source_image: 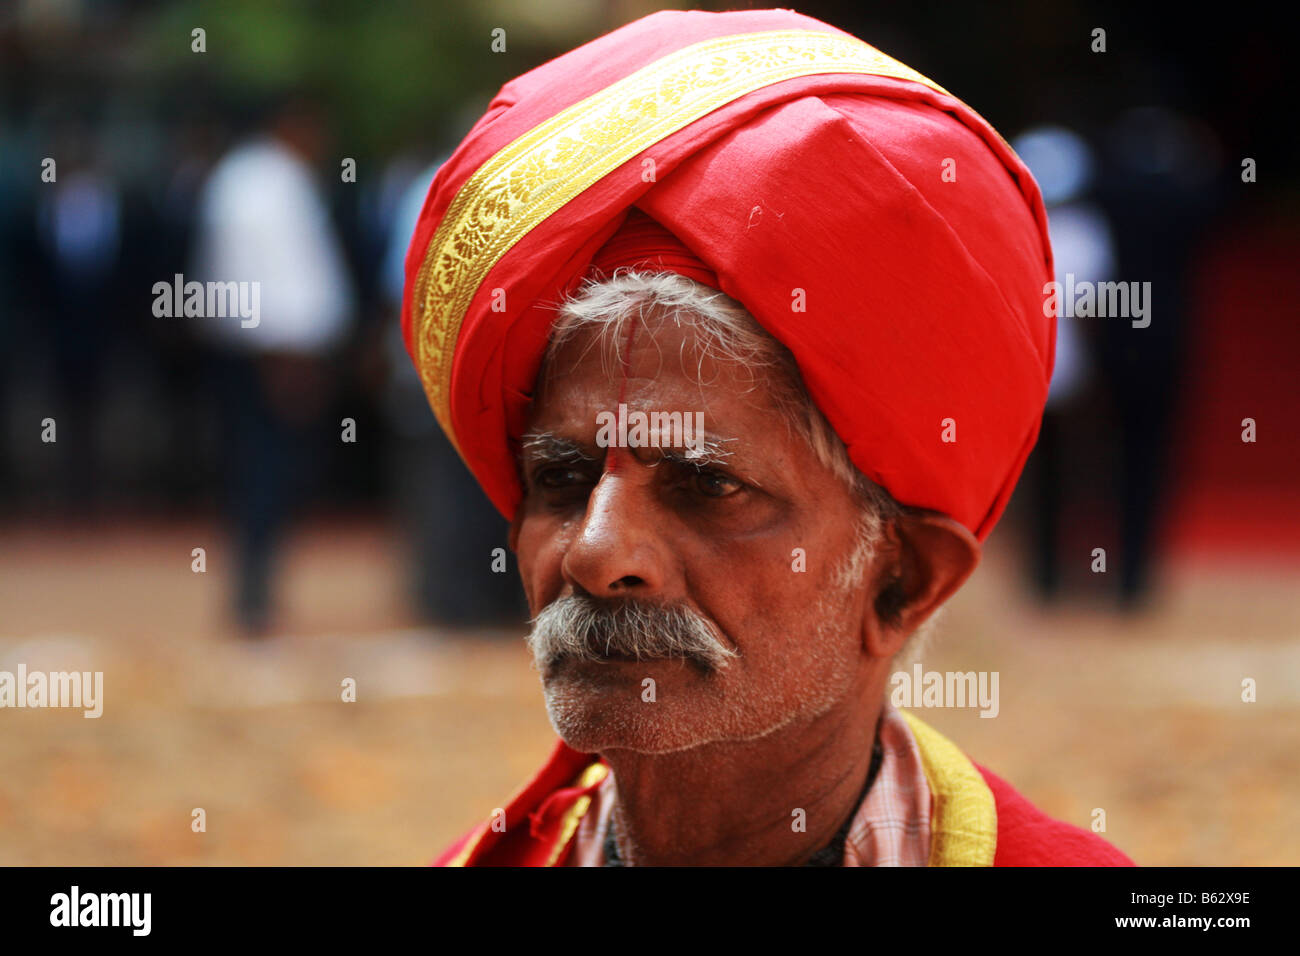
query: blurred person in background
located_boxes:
[1012,124,1114,602]
[33,121,123,511]
[380,159,528,627]
[191,95,357,635]
[1092,105,1222,608]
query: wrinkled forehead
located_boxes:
[538,307,791,401]
[542,309,690,381]
[523,319,807,474]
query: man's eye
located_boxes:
[534,466,590,489]
[692,470,743,498]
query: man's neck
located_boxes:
[599,694,882,866]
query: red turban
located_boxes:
[588,209,719,290]
[403,8,1054,541]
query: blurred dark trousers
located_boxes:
[212,351,328,632]
[388,425,528,627]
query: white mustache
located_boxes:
[527,594,737,671]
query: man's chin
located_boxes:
[540,668,718,755]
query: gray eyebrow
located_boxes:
[519,431,596,463]
[519,430,746,479]
[657,435,737,469]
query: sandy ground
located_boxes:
[0,517,1296,865]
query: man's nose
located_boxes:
[561,469,669,599]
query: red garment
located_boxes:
[978,765,1134,867]
[402,7,1054,541]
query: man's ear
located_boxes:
[863,513,981,658]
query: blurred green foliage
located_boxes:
[133,0,592,153]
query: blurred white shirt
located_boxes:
[192,136,355,353]
[1045,201,1115,407]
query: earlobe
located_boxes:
[863,513,980,657]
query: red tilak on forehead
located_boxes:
[606,314,641,475]
[591,208,715,478]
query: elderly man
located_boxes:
[403,8,1133,866]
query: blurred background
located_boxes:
[0,0,1295,865]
